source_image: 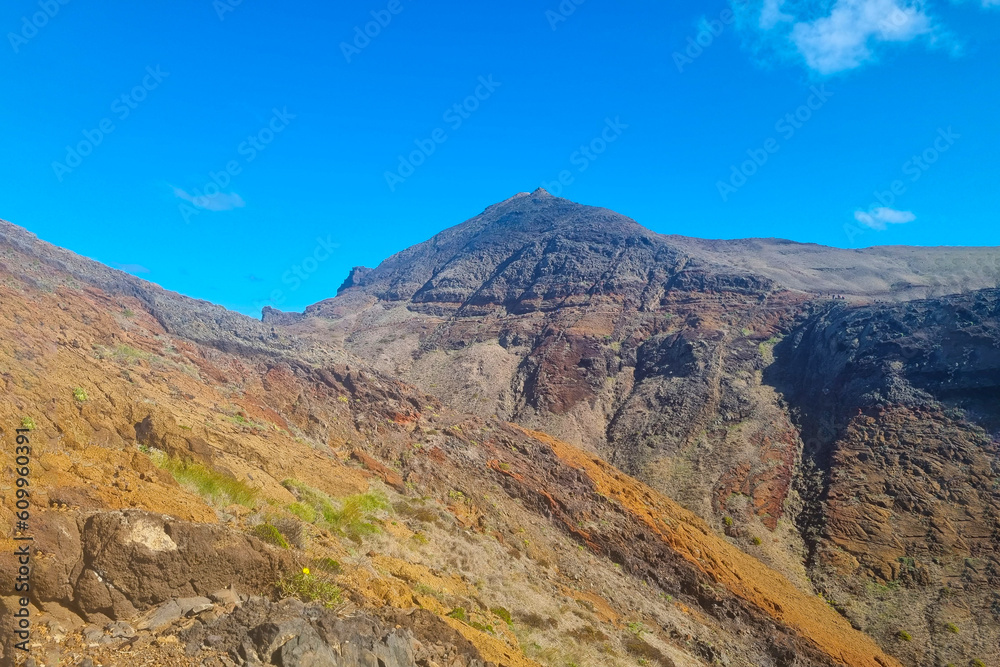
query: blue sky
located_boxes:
[1,0,998,316]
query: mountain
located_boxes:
[0,215,911,666]
[266,190,1000,666]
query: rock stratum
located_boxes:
[0,191,997,667]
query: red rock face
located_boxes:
[820,408,998,581]
[716,429,799,530]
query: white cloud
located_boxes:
[854,206,916,230]
[791,0,933,73]
[173,187,245,212]
[730,0,988,74]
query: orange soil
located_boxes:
[522,428,901,667]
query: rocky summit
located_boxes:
[1,192,999,667]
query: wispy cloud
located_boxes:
[173,186,245,212]
[760,0,793,29]
[730,0,989,74]
[854,206,916,230]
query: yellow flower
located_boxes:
[302,567,310,575]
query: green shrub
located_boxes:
[330,492,390,543]
[269,515,306,549]
[287,502,317,523]
[73,387,88,402]
[151,451,258,508]
[897,630,912,642]
[723,516,733,527]
[491,607,513,626]
[251,524,290,549]
[944,622,959,634]
[20,417,35,431]
[282,479,389,543]
[283,479,337,521]
[448,607,468,622]
[751,536,762,546]
[971,660,985,667]
[278,570,342,608]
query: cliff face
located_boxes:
[278,191,1000,666]
[771,290,1000,665]
[0,217,904,667]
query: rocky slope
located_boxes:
[265,190,1000,666]
[0,218,907,666]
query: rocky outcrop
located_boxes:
[336,266,373,295]
[13,511,295,625]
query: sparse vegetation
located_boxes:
[868,579,901,595]
[626,621,647,636]
[73,387,88,401]
[567,626,608,643]
[149,450,259,507]
[113,344,150,363]
[394,498,440,524]
[897,630,912,642]
[228,413,269,430]
[20,417,35,431]
[751,535,762,546]
[758,335,782,363]
[944,622,959,634]
[447,607,468,622]
[723,516,733,527]
[278,569,342,608]
[312,557,341,574]
[625,635,671,665]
